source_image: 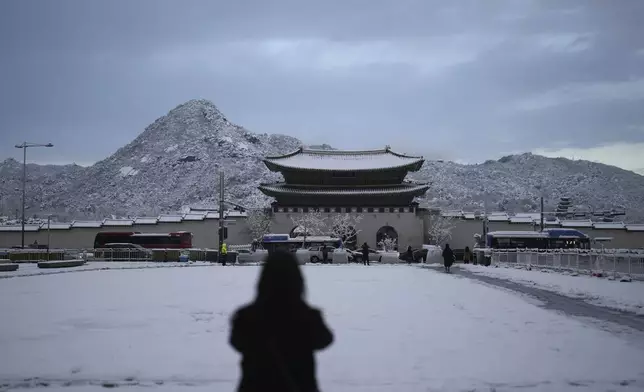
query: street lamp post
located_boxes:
[14,142,54,248]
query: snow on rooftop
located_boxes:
[158,215,184,223]
[0,224,41,232]
[103,219,134,227]
[509,216,536,224]
[463,212,477,220]
[560,220,593,228]
[71,220,103,228]
[487,213,510,222]
[593,222,626,230]
[626,224,644,232]
[182,213,206,221]
[133,217,159,225]
[260,183,429,196]
[39,222,72,230]
[514,212,541,220]
[205,211,220,219]
[264,147,423,171]
[441,210,464,218]
[544,218,561,225]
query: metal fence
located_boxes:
[490,249,644,279]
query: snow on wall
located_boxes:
[593,222,626,230]
[103,219,134,227]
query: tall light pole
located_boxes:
[14,142,54,248]
[218,171,225,264]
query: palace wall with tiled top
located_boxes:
[2,209,643,250]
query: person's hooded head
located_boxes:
[444,243,451,250]
[256,250,305,308]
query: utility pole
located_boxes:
[540,197,545,232]
[482,192,489,237]
[218,171,225,263]
[21,145,26,247]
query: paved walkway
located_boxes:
[424,265,644,334]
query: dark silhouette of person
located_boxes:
[463,246,472,264]
[322,246,329,264]
[442,243,455,273]
[406,245,413,264]
[361,242,370,266]
[229,250,334,392]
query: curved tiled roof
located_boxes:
[258,183,430,197]
[263,146,424,172]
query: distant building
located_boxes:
[258,146,430,249]
[259,146,429,207]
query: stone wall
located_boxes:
[1,214,643,250]
[0,217,252,249]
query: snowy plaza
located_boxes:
[2,264,644,392]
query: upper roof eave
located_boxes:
[263,146,425,172]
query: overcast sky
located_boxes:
[1,0,643,171]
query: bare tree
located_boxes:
[290,210,329,246]
[330,213,363,248]
[427,214,455,245]
[245,209,272,241]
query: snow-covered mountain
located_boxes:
[411,154,644,219]
[1,99,644,221]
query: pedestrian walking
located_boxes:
[442,243,455,273]
[221,242,228,266]
[322,246,329,264]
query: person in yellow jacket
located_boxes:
[220,242,228,266]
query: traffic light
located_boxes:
[218,227,228,240]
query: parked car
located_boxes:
[349,249,383,263]
[308,246,336,263]
[398,248,428,263]
[97,243,153,261]
[236,249,268,263]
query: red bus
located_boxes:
[94,231,193,249]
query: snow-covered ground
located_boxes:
[460,264,644,315]
[2,265,644,391]
[0,261,218,279]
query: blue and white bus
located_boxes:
[486,228,591,250]
[261,234,342,254]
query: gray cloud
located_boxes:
[1,0,643,169]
